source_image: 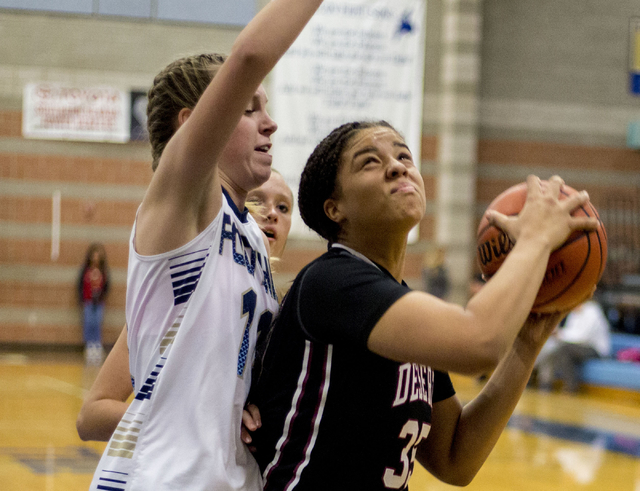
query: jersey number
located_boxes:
[237,289,273,377]
[382,420,431,489]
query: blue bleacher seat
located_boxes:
[580,333,640,391]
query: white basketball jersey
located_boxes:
[90,191,278,490]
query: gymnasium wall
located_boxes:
[480,1,640,276]
[0,11,241,345]
[421,0,640,291]
[1,0,640,345]
[0,0,254,25]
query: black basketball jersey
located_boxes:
[251,246,455,491]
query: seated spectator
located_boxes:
[421,246,451,300]
[534,300,611,393]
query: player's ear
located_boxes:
[324,198,344,226]
[177,107,193,128]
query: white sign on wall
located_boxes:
[23,83,130,143]
[271,0,426,239]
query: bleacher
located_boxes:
[581,333,640,392]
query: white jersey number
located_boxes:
[383,419,431,489]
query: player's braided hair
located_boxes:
[146,53,227,171]
[298,120,394,243]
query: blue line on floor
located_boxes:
[508,414,640,458]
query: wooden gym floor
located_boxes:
[0,348,639,490]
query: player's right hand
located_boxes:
[487,175,598,251]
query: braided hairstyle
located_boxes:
[146,53,227,171]
[298,120,394,243]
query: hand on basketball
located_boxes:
[486,175,599,251]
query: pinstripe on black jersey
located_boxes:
[252,247,456,491]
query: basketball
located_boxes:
[476,182,608,313]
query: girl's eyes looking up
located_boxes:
[399,152,415,166]
[359,152,414,169]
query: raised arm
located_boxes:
[367,176,598,375]
[77,325,132,441]
[162,0,325,186]
[136,0,324,255]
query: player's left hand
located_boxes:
[517,311,566,348]
[241,403,262,453]
[518,285,597,349]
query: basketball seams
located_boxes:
[479,186,587,247]
[552,231,587,252]
[550,193,591,254]
[534,229,592,311]
[586,202,606,281]
[478,183,607,313]
[535,194,599,311]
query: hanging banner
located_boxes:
[270,0,426,239]
[22,83,130,143]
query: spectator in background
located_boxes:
[534,299,611,393]
[421,246,451,300]
[78,243,110,365]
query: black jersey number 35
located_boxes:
[383,420,431,489]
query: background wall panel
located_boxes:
[0,10,236,345]
[1,0,640,344]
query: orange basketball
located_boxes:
[476,182,608,313]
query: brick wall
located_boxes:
[0,10,239,346]
[0,109,151,345]
[2,2,640,345]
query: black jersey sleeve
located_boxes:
[296,249,410,349]
[433,370,456,403]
